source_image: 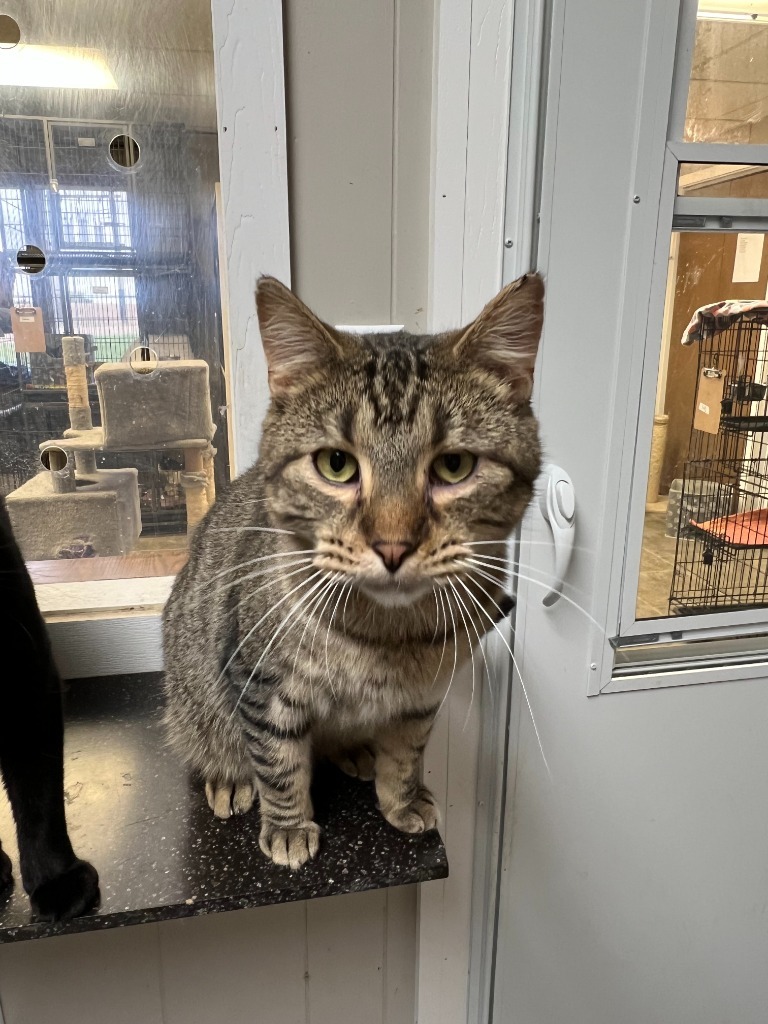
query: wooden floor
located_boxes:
[28,549,188,584]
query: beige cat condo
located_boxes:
[6,336,216,560]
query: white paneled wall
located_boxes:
[0,892,416,1024]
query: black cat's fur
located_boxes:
[0,495,99,921]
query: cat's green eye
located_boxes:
[315,448,359,484]
[431,451,477,485]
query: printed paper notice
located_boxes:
[733,233,764,283]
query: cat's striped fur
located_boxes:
[162,273,543,869]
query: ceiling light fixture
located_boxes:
[0,45,117,90]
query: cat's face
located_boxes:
[255,275,543,608]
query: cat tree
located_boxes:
[6,337,216,561]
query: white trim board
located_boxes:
[211,0,291,477]
[37,577,172,616]
[418,3,517,1024]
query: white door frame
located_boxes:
[418,1,544,1021]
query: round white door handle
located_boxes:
[538,464,576,607]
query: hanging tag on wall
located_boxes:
[694,368,724,434]
[11,305,45,353]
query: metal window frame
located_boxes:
[586,0,768,693]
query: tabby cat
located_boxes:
[0,495,100,920]
[163,272,543,869]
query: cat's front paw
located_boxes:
[259,821,321,870]
[382,787,440,834]
[205,779,255,819]
[29,859,100,923]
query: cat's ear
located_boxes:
[453,272,544,400]
[256,276,343,395]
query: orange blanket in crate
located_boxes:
[692,508,768,547]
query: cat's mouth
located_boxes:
[358,575,433,608]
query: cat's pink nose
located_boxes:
[372,540,414,574]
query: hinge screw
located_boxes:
[632,195,641,204]
[590,663,597,671]
[504,237,513,248]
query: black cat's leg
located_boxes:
[0,662,99,921]
[0,497,99,921]
[0,840,13,893]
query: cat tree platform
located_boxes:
[0,674,448,943]
[39,435,216,531]
[5,468,141,561]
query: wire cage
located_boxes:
[671,312,768,614]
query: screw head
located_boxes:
[504,237,513,248]
[632,195,641,204]
[590,662,598,671]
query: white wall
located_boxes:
[0,890,416,1024]
[285,0,433,330]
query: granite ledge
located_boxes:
[0,673,448,943]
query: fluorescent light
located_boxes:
[698,0,768,19]
[0,45,117,90]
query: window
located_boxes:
[624,0,768,658]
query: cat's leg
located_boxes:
[328,744,376,781]
[251,732,319,870]
[0,495,99,921]
[0,664,100,920]
[232,681,320,869]
[372,709,440,834]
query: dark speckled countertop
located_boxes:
[0,673,448,943]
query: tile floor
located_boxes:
[637,504,677,620]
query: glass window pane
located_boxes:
[0,2,228,593]
[678,161,768,196]
[686,2,768,144]
[639,227,768,619]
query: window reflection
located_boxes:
[0,0,227,590]
[686,2,768,144]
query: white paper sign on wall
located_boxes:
[733,232,764,283]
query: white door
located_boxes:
[492,1,768,1022]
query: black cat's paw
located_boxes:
[0,847,13,894]
[29,860,100,923]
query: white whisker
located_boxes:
[435,588,460,718]
[452,575,495,710]
[460,572,550,778]
[324,580,350,691]
[428,585,449,689]
[446,579,480,730]
[233,571,339,715]
[208,526,297,536]
[184,556,314,612]
[229,560,315,613]
[466,557,604,632]
[291,576,338,684]
[308,577,345,697]
[210,548,316,582]
[220,568,324,702]
[341,580,354,635]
